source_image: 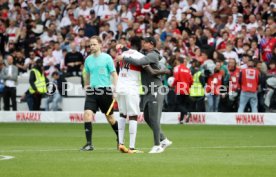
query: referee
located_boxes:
[81,36,118,151]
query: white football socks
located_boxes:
[118,117,126,145]
[129,120,137,149]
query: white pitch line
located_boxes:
[0,155,15,160]
[1,145,276,153]
[186,145,276,149]
[0,149,79,153]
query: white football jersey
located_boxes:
[116,49,144,94]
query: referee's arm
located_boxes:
[84,72,90,89]
[111,71,118,91]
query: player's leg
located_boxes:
[126,94,143,153]
[118,114,127,145]
[238,91,250,112]
[117,95,127,145]
[117,94,129,152]
[156,91,172,149]
[146,100,164,153]
[118,113,129,153]
[81,94,97,151]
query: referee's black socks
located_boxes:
[84,122,92,145]
[111,121,119,139]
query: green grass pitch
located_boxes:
[0,123,276,177]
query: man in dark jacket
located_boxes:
[1,55,18,110]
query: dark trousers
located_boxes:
[67,66,81,76]
[143,92,165,146]
[166,89,177,112]
[3,86,17,111]
[190,96,205,112]
[176,94,190,120]
[29,93,42,110]
[0,94,3,110]
[219,95,229,112]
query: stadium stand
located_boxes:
[0,0,276,113]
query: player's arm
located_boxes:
[117,55,150,66]
[143,65,171,76]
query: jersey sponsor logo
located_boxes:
[245,69,256,79]
[236,114,264,125]
[16,112,41,122]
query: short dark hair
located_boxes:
[90,36,102,44]
[143,37,156,47]
[130,36,142,50]
[52,71,59,77]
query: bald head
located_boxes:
[7,55,13,65]
[70,42,77,52]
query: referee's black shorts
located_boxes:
[84,87,114,115]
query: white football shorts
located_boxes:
[117,93,140,116]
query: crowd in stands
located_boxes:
[0,0,276,112]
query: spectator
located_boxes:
[167,6,182,22]
[24,51,39,71]
[84,10,100,37]
[0,0,275,113]
[205,60,224,112]
[119,3,133,32]
[1,55,18,111]
[6,20,19,43]
[267,60,276,76]
[240,54,250,69]
[155,1,170,22]
[45,71,67,111]
[260,28,276,63]
[14,50,27,74]
[189,59,205,112]
[256,60,267,112]
[76,0,91,20]
[0,56,4,110]
[52,41,64,70]
[217,0,232,23]
[238,59,260,112]
[223,41,240,65]
[100,1,118,33]
[28,59,47,111]
[234,37,245,59]
[172,57,193,124]
[43,47,58,77]
[64,42,84,76]
[0,20,7,55]
[227,58,240,112]
[94,0,109,18]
